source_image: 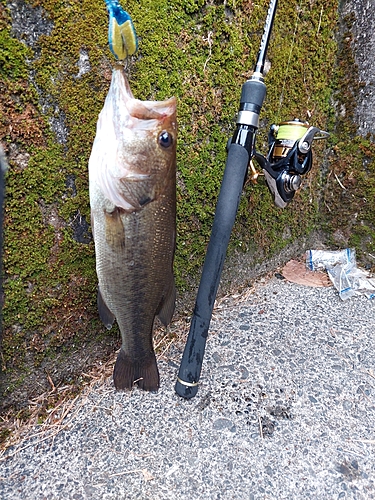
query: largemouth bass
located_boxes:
[89,65,177,391]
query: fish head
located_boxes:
[89,66,177,212]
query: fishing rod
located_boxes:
[175,0,328,399]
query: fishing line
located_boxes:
[276,0,304,122]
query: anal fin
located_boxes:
[97,288,115,329]
[157,277,176,326]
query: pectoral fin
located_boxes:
[97,288,115,329]
[105,207,125,250]
[157,277,176,326]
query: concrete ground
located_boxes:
[0,275,374,499]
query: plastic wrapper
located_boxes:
[306,248,375,300]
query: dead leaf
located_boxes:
[142,469,155,481]
[281,260,331,288]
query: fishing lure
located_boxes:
[104,0,138,60]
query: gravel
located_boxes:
[1,276,375,499]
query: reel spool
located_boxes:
[269,119,310,161]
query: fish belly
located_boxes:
[92,183,175,391]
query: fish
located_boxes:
[88,64,177,391]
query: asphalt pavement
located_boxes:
[0,275,374,499]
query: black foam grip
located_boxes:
[175,143,250,399]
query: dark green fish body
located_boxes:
[89,66,177,391]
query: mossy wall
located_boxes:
[1,0,372,411]
[322,5,375,265]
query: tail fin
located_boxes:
[113,349,159,392]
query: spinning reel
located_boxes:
[253,118,329,208]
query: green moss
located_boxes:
[1,0,340,406]
[0,30,31,80]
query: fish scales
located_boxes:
[89,65,177,391]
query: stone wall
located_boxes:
[341,0,375,136]
[322,0,375,260]
[2,0,374,414]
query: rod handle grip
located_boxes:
[175,143,250,399]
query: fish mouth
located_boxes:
[113,66,176,124]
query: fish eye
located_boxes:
[158,131,173,148]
